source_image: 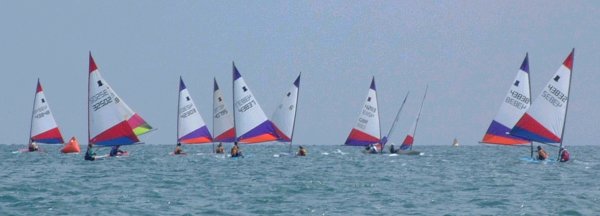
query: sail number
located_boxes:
[236,95,256,113]
[179,104,197,118]
[90,89,113,111]
[505,90,529,110]
[542,84,567,108]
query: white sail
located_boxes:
[232,63,278,143]
[344,77,381,146]
[177,77,212,144]
[29,79,64,144]
[213,78,236,142]
[271,73,301,142]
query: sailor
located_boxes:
[215,142,225,154]
[389,144,397,154]
[230,142,242,157]
[109,145,126,157]
[28,141,39,152]
[173,143,184,155]
[297,146,307,156]
[559,147,570,162]
[84,143,96,161]
[537,146,549,160]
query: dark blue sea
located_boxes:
[1,144,598,215]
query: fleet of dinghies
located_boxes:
[17,50,576,162]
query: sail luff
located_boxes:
[381,92,409,148]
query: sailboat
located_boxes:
[396,85,428,155]
[344,77,382,153]
[511,49,574,161]
[481,54,532,146]
[452,138,459,147]
[177,77,213,145]
[271,73,301,155]
[88,52,154,155]
[232,63,279,145]
[212,78,235,153]
[24,79,65,152]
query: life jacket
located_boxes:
[561,150,570,162]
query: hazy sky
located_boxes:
[1,1,598,146]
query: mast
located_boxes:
[557,48,574,161]
[383,92,409,148]
[411,85,428,151]
[288,73,301,154]
[176,77,182,146]
[212,77,216,153]
[374,77,381,152]
[526,53,534,159]
[87,52,92,147]
[232,62,237,143]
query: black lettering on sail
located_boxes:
[514,80,520,87]
[287,92,291,97]
[97,80,103,87]
[218,97,222,102]
[554,75,560,82]
[186,96,190,101]
[41,98,45,103]
[367,97,371,102]
[242,86,247,92]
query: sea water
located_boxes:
[1,144,598,215]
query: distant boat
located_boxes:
[396,85,428,155]
[28,79,65,149]
[88,52,153,148]
[452,138,459,147]
[271,73,301,153]
[232,63,279,143]
[511,49,574,160]
[61,136,81,153]
[177,77,212,144]
[344,77,382,153]
[481,53,532,148]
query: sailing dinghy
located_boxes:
[395,85,428,155]
[511,49,574,162]
[175,77,213,155]
[24,79,65,152]
[87,52,154,158]
[230,63,279,158]
[344,77,382,153]
[271,73,301,156]
[212,78,235,153]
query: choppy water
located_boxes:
[1,144,598,215]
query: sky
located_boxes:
[1,1,598,146]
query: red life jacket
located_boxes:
[561,150,570,162]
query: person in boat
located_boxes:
[389,144,398,154]
[173,143,184,155]
[365,144,378,154]
[230,142,242,157]
[109,145,126,157]
[536,146,549,161]
[215,142,225,154]
[297,146,307,156]
[559,147,570,162]
[84,143,96,161]
[28,141,39,152]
